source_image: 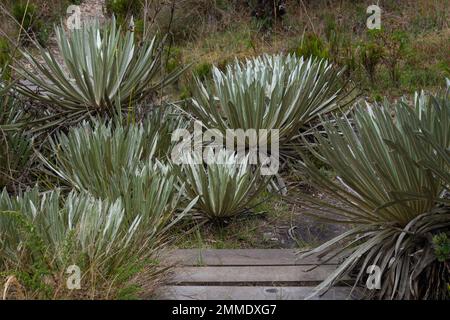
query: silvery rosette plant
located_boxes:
[178,149,267,220]
[189,54,353,146]
[0,73,31,189]
[16,17,186,127]
[297,89,450,299]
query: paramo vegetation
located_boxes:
[0,0,448,300]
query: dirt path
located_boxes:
[78,0,105,25]
[21,0,107,74]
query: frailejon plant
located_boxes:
[16,17,186,127]
[294,33,330,60]
[177,149,267,221]
[142,106,189,160]
[0,188,181,299]
[0,79,32,189]
[386,89,450,205]
[41,120,197,242]
[296,89,450,299]
[44,121,155,191]
[188,54,353,148]
[106,0,140,25]
[12,2,48,46]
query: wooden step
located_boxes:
[159,249,356,300]
[167,249,343,266]
[158,286,358,300]
[170,265,348,285]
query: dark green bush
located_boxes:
[0,37,11,78]
[323,13,342,57]
[248,0,286,29]
[106,0,140,24]
[12,2,48,46]
[359,40,384,84]
[433,233,450,263]
[0,95,32,191]
[293,33,329,60]
[193,62,213,81]
[165,46,183,74]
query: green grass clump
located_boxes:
[293,33,329,60]
[106,0,140,23]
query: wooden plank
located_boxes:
[166,249,342,266]
[169,265,348,284]
[157,286,359,300]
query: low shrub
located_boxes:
[12,2,49,46]
[193,62,213,80]
[105,0,140,25]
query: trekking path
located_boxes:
[78,0,106,25]
[158,249,361,300]
[21,0,106,75]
